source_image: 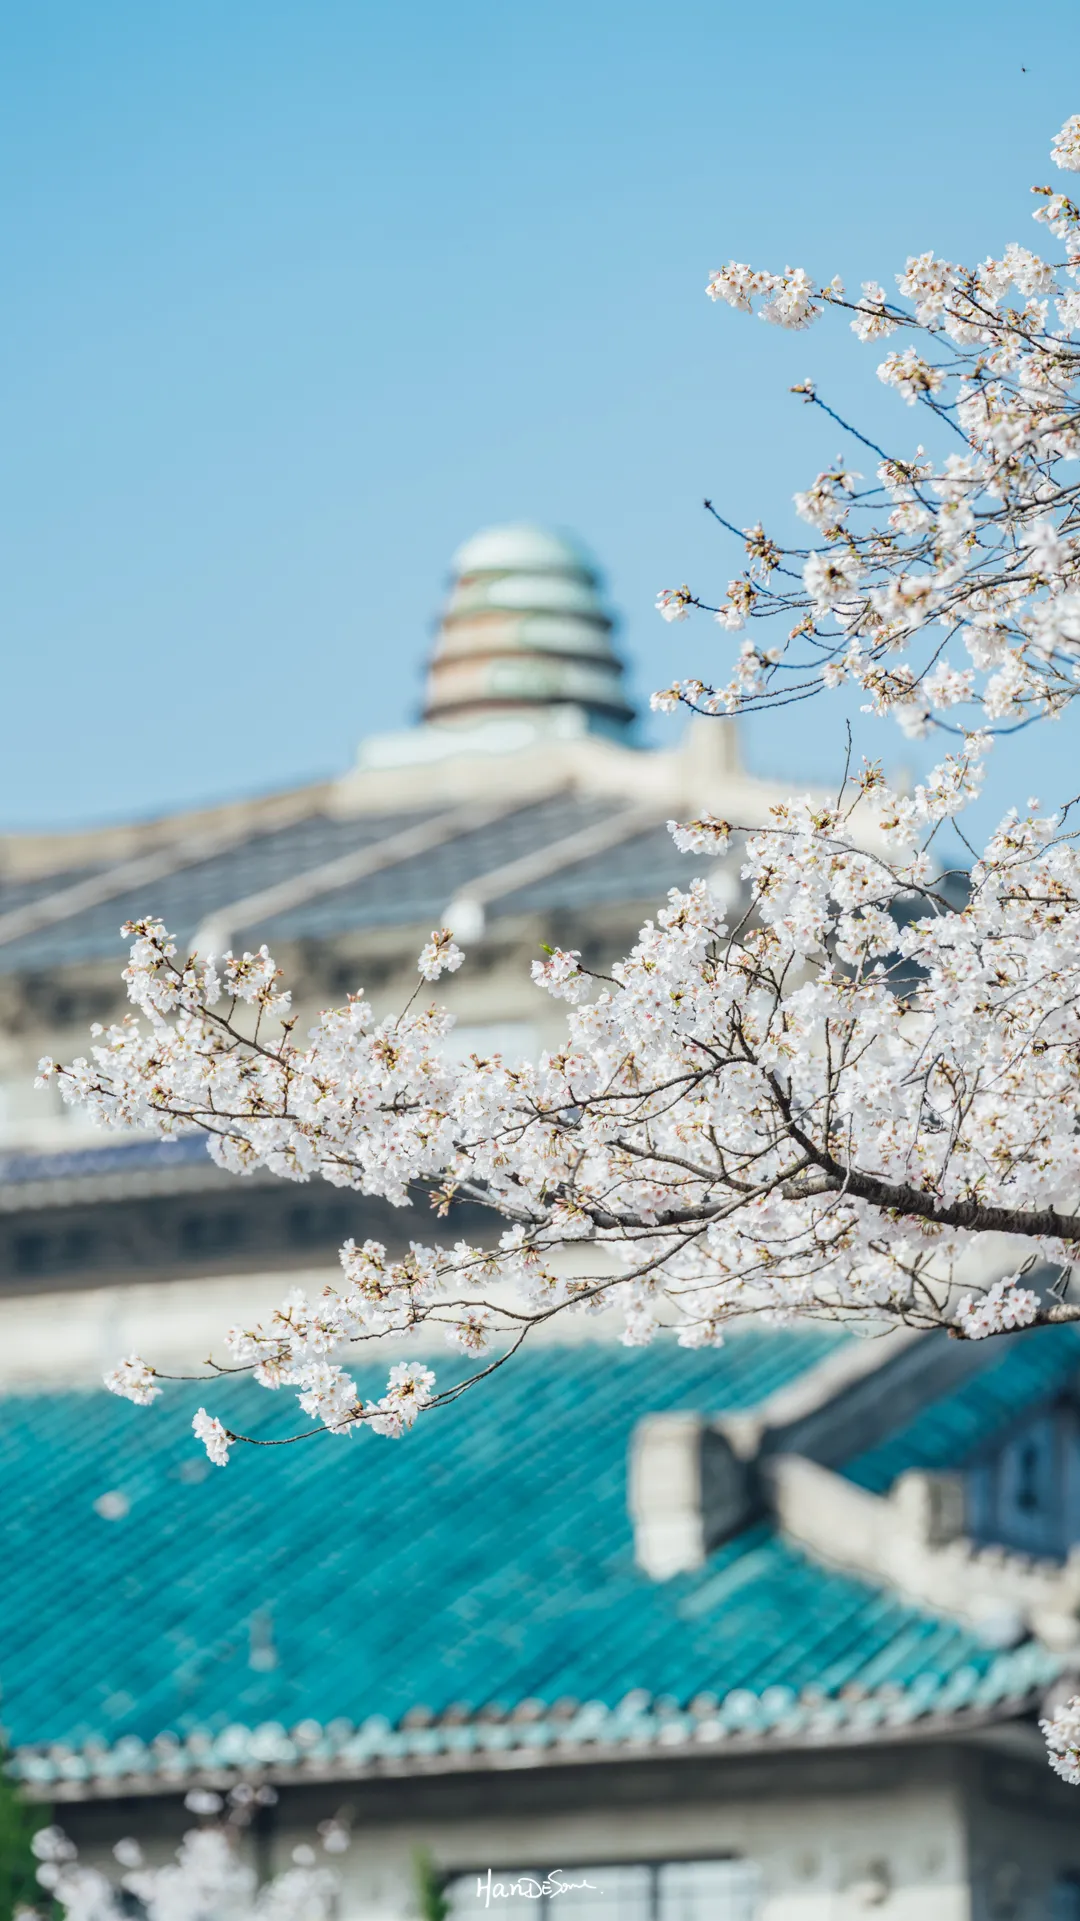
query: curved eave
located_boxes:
[14,1674,1056,1804]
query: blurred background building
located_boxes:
[1,528,1080,1918]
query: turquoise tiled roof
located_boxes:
[0,1332,1064,1793]
[846,1325,1080,1495]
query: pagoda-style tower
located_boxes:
[422,523,636,738]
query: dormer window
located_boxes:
[967,1402,1080,1560]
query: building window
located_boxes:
[12,1225,100,1275]
[967,1403,1080,1560]
[444,1858,760,1918]
[177,1210,246,1257]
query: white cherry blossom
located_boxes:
[1051,115,1080,173]
[655,587,692,622]
[953,1277,1040,1340]
[655,114,1080,741]
[192,1409,232,1466]
[531,946,591,1002]
[103,1356,160,1405]
[36,108,1080,1798]
[46,739,1080,1491]
[417,929,465,982]
[1044,1696,1080,1783]
[35,1819,343,1921]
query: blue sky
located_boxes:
[2,1,1078,832]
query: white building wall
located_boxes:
[255,1775,971,1921]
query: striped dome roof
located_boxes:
[423,524,635,735]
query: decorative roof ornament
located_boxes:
[421,523,636,738]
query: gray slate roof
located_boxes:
[0,795,716,974]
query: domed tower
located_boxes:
[422,524,636,740]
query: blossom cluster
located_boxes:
[42,741,1080,1476]
[417,928,465,982]
[27,1799,346,1921]
[1043,1694,1080,1785]
[103,1356,160,1405]
[655,115,1080,741]
[953,1275,1040,1340]
[530,946,591,1003]
[35,110,1080,1802]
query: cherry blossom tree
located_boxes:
[39,111,1080,1442]
[25,1794,349,1921]
[36,115,1080,1455]
[654,111,1080,735]
[35,102,1080,1782]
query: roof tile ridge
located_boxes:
[765,1451,1080,1655]
[716,1325,926,1462]
[13,1664,1056,1800]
